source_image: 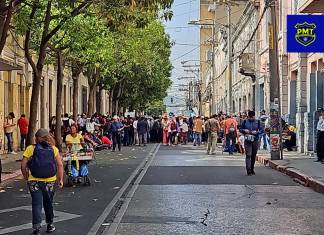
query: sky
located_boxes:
[164,0,200,115]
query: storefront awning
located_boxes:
[0,58,22,71]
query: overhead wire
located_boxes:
[232,1,271,62]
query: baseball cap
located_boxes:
[35,128,50,138]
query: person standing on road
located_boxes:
[240,110,263,176]
[259,110,269,150]
[205,114,220,155]
[133,117,139,146]
[4,112,17,154]
[21,128,64,235]
[137,117,149,146]
[193,116,203,146]
[180,118,189,145]
[315,108,324,163]
[167,117,177,145]
[161,115,169,145]
[111,116,124,152]
[224,115,238,155]
[18,114,29,151]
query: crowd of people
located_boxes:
[2,109,324,235]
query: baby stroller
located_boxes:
[63,144,94,186]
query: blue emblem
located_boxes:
[295,22,316,47]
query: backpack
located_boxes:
[27,142,57,178]
[204,121,211,133]
[242,119,261,132]
[229,122,236,133]
[170,121,176,131]
[63,119,70,133]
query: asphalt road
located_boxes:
[1,144,324,235]
[112,145,324,235]
[0,144,156,235]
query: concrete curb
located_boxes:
[1,169,22,183]
[256,155,324,194]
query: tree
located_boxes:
[0,0,24,55]
[13,0,92,145]
[109,20,172,113]
[145,100,166,117]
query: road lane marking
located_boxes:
[87,144,159,235]
[0,206,80,234]
[103,144,161,235]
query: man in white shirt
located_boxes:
[316,108,324,163]
[133,117,139,146]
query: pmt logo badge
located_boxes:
[295,22,316,46]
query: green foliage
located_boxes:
[112,20,172,111]
[12,0,173,113]
[145,100,167,117]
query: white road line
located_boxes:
[103,144,161,235]
[0,206,80,234]
[87,144,159,235]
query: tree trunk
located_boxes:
[54,50,64,152]
[87,70,99,116]
[98,86,105,114]
[88,83,95,116]
[109,91,113,115]
[72,63,82,121]
[0,1,14,55]
[26,72,41,145]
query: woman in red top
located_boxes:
[17,114,29,151]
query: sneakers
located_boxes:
[7,151,17,155]
[46,224,56,233]
[31,229,41,235]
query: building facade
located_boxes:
[0,34,110,152]
[200,0,324,153]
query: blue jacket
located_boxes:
[240,119,264,140]
[111,121,123,133]
[137,120,148,134]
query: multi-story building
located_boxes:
[200,0,246,116]
[0,34,110,152]
[202,0,324,153]
[199,0,215,116]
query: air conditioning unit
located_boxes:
[238,53,255,80]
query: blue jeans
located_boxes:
[5,132,13,152]
[226,133,236,154]
[194,132,202,146]
[28,181,55,229]
[123,131,130,146]
[21,134,27,151]
[262,134,268,150]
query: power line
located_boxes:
[233,2,270,62]
[172,8,199,18]
[174,42,200,46]
[173,0,197,7]
[171,46,200,61]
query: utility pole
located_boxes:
[227,3,233,114]
[211,2,216,116]
[268,0,282,160]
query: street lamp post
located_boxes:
[188,18,218,116]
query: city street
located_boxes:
[1,144,324,234]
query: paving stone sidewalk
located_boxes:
[257,150,324,194]
[0,152,23,184]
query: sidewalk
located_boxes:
[0,152,23,184]
[257,150,324,194]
